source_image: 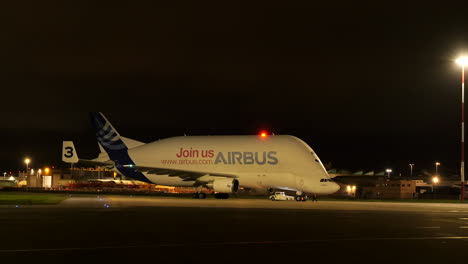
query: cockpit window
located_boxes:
[320,178,333,182]
[310,152,331,176]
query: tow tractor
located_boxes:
[269,192,295,201]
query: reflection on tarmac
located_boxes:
[2,196,468,262]
[59,196,468,213]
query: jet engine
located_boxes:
[209,178,239,193]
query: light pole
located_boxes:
[37,169,42,188]
[435,162,441,175]
[456,57,468,201]
[432,176,440,198]
[24,158,30,180]
[409,163,414,177]
[386,169,392,178]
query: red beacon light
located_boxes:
[259,131,268,139]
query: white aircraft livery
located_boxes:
[62,112,340,200]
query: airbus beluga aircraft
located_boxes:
[62,112,340,200]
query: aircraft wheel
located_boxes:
[199,193,207,199]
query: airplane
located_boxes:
[62,112,340,200]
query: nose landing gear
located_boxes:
[267,188,275,195]
[295,192,308,202]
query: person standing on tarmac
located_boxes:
[312,194,317,202]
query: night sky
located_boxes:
[2,1,468,177]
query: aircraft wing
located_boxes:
[122,165,238,182]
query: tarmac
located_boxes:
[2,196,468,263]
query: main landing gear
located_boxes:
[192,192,229,199]
[192,192,207,199]
[192,186,207,199]
[191,193,230,199]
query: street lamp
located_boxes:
[456,56,468,201]
[24,158,30,178]
[37,169,42,188]
[409,163,414,177]
[386,169,392,178]
[435,162,441,175]
[432,176,440,198]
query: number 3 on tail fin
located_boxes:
[62,141,79,163]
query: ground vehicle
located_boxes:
[295,194,308,201]
[269,192,295,201]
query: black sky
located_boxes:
[2,1,468,176]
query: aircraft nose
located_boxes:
[330,182,340,193]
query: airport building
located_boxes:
[4,167,207,194]
[330,170,464,199]
[333,178,416,199]
[22,167,115,188]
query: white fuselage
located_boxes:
[124,135,339,195]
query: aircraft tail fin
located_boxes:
[95,136,144,161]
[96,136,144,154]
[121,136,145,149]
[62,141,79,163]
[90,112,128,152]
[89,112,152,183]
